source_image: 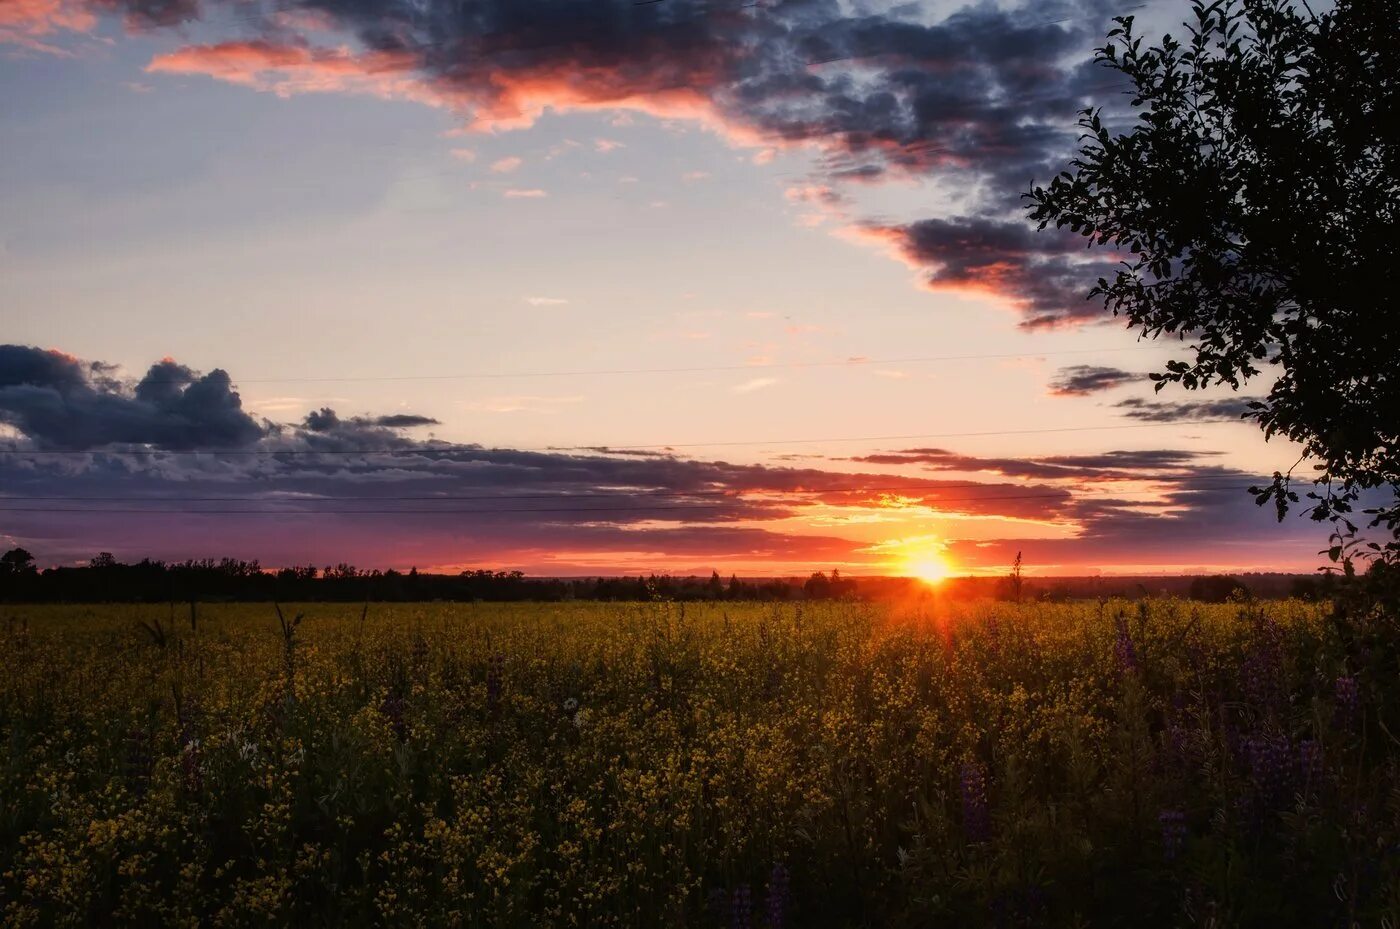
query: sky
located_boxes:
[0,0,1329,576]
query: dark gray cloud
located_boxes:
[0,345,265,451]
[1049,364,1139,396]
[850,447,1224,481]
[857,216,1122,326]
[373,414,439,428]
[1114,396,1260,422]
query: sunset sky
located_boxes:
[0,0,1328,576]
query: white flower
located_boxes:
[573,708,591,729]
[563,697,579,713]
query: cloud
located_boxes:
[503,188,547,198]
[0,346,1328,573]
[0,0,94,54]
[1048,364,1139,396]
[852,216,1120,326]
[850,446,1224,482]
[681,170,711,181]
[1114,396,1260,422]
[593,138,624,153]
[31,0,1150,327]
[145,39,427,101]
[524,296,568,306]
[449,147,476,161]
[0,344,265,451]
[490,155,523,173]
[373,414,439,428]
[732,377,778,394]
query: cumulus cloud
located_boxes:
[0,344,265,450]
[489,155,523,173]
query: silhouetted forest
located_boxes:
[0,547,1339,604]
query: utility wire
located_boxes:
[0,418,1246,456]
[0,482,1264,516]
[126,344,1168,385]
[0,473,1264,504]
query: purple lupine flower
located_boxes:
[1159,809,1187,861]
[380,693,407,742]
[1163,693,1189,767]
[1333,675,1359,731]
[706,888,730,928]
[1245,730,1294,811]
[1113,614,1138,674]
[1297,738,1323,787]
[730,884,752,929]
[960,760,991,843]
[485,653,504,714]
[766,864,789,929]
[180,741,203,794]
[124,728,152,797]
[1240,615,1285,713]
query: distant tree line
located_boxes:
[0,551,879,603]
[0,547,1350,604]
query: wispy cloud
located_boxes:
[524,296,568,307]
[732,377,779,394]
[503,188,547,199]
[490,155,523,173]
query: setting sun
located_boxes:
[902,553,954,585]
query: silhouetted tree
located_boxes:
[1189,575,1252,603]
[0,548,36,575]
[804,571,831,600]
[1027,0,1399,563]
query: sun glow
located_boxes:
[902,552,953,585]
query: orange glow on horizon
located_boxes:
[900,551,953,585]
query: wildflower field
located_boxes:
[2,598,1398,927]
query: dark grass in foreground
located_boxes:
[2,600,1398,927]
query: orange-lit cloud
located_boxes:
[146,39,436,103]
[0,0,94,53]
[42,0,1141,326]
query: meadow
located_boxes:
[1,598,1397,927]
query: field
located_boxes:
[2,599,1398,927]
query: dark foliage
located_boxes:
[1026,0,1400,563]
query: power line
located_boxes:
[127,344,1168,385]
[0,482,1264,516]
[0,418,1247,456]
[0,473,1263,504]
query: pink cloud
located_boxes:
[0,0,94,53]
[145,39,439,105]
